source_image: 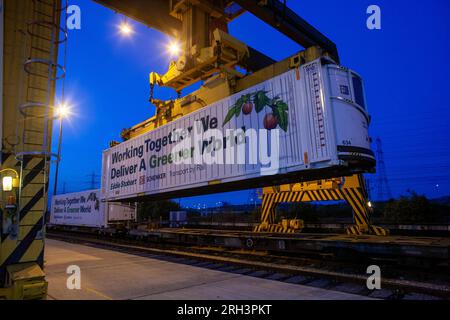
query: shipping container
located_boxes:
[170,211,187,222]
[101,58,374,201]
[169,211,187,227]
[49,189,136,228]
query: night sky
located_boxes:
[51,0,450,208]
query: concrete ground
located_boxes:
[44,239,370,300]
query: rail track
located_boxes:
[47,230,450,300]
[182,221,450,237]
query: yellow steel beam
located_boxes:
[1,0,61,299]
[255,175,389,235]
[93,0,181,38]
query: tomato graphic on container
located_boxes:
[223,90,289,132]
[242,101,253,115]
[263,113,278,130]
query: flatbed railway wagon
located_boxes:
[101,57,375,202]
[49,189,136,232]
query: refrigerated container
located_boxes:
[101,58,374,201]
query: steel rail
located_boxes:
[47,231,450,299]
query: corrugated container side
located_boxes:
[101,58,373,201]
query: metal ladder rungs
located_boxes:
[25,72,50,80]
[30,33,53,42]
[30,46,51,55]
[22,144,45,149]
[16,0,62,217]
[23,99,49,106]
[24,130,45,136]
[22,139,45,145]
[23,130,45,135]
[24,128,45,133]
[28,85,48,92]
[34,10,53,19]
[22,100,48,110]
[35,0,57,8]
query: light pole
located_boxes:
[53,104,70,196]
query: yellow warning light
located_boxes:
[7,195,16,205]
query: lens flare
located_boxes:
[167,41,181,56]
[119,22,133,36]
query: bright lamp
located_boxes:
[2,176,13,191]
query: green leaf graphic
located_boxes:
[234,96,245,117]
[275,100,289,111]
[253,91,270,113]
[223,104,237,125]
[223,90,289,131]
[271,101,289,132]
[278,110,288,132]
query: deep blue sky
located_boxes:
[51,0,450,207]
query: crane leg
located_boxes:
[254,174,389,236]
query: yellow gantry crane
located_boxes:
[0,0,387,300]
[255,175,388,235]
[96,0,387,236]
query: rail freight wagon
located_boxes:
[49,189,136,231]
[101,57,374,202]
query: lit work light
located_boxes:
[53,102,72,196]
[0,168,19,192]
[167,40,181,57]
[2,176,13,192]
[119,21,133,36]
[55,103,71,118]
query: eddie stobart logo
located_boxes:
[223,90,289,132]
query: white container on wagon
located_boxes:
[50,189,136,228]
[170,211,187,222]
[101,57,375,201]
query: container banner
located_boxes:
[50,190,105,227]
[102,64,334,201]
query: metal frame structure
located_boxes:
[233,0,339,62]
[255,174,389,235]
[96,0,387,237]
[0,0,384,301]
[0,0,65,300]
